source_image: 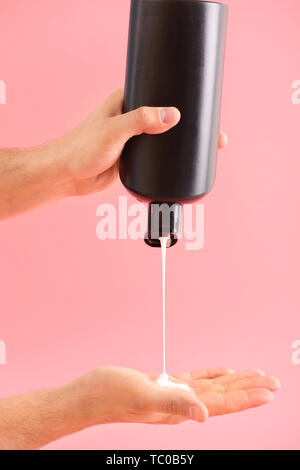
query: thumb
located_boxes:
[103,106,181,148]
[151,387,208,423]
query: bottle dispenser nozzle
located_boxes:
[144,202,182,248]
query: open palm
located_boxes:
[148,368,280,424]
[76,366,280,427]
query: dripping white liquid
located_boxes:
[157,237,191,392]
[161,236,167,375]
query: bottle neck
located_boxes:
[144,202,182,248]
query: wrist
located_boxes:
[0,141,77,220]
[36,138,76,199]
[45,382,90,438]
[65,372,109,429]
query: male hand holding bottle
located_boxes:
[0,88,227,220]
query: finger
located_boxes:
[200,388,274,417]
[224,376,281,392]
[213,369,266,384]
[150,387,208,423]
[150,415,186,426]
[190,371,275,394]
[94,163,120,192]
[218,130,228,149]
[190,368,235,380]
[172,368,235,382]
[101,106,181,150]
[99,87,125,117]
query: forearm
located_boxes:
[0,140,73,220]
[0,383,87,450]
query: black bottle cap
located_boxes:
[144,202,182,248]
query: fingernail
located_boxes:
[271,377,281,390]
[160,107,175,124]
[255,369,266,376]
[189,406,198,420]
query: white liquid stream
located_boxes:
[157,237,191,392]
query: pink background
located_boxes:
[0,0,299,450]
